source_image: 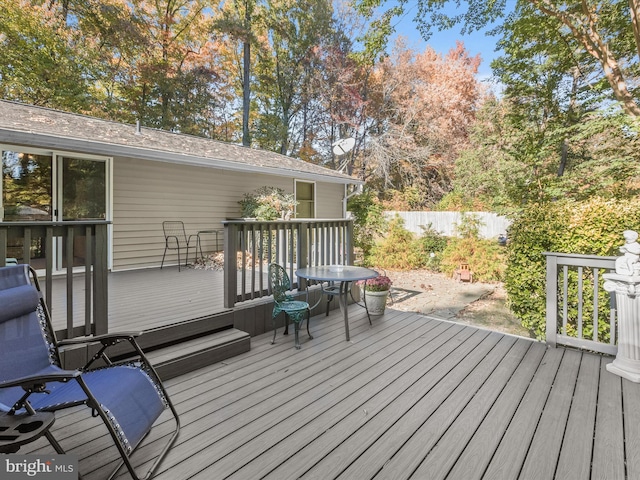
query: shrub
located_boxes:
[440,237,506,282]
[414,223,447,271]
[348,190,387,264]
[455,212,483,239]
[239,187,297,220]
[433,212,507,282]
[369,216,421,269]
[505,197,640,340]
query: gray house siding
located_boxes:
[112,157,346,270]
[316,183,343,218]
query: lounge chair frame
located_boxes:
[0,265,180,480]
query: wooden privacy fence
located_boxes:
[223,219,353,308]
[0,221,109,339]
[385,211,511,239]
[545,252,618,355]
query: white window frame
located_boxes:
[1,144,113,270]
[294,179,316,219]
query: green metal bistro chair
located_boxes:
[268,263,312,350]
[0,264,180,480]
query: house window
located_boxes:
[295,180,315,218]
[1,150,53,221]
[1,145,111,270]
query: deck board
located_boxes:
[592,359,626,480]
[622,376,640,479]
[45,267,263,332]
[18,306,638,480]
[518,348,582,479]
[405,337,533,480]
[554,353,601,480]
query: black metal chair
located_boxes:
[161,221,197,271]
[0,264,180,480]
[268,263,312,349]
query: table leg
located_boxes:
[340,281,350,341]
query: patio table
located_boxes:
[296,265,378,341]
[196,229,223,260]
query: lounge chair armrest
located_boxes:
[0,370,81,390]
[58,332,142,347]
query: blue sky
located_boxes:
[386,1,516,89]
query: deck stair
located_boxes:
[146,328,250,380]
[59,309,251,379]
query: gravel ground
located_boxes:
[382,269,532,338]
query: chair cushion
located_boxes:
[0,285,39,324]
[28,365,166,451]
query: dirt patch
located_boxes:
[383,269,532,338]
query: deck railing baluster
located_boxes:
[222,219,352,307]
[545,252,617,355]
[0,221,109,339]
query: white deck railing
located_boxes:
[545,252,618,355]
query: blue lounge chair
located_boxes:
[0,264,180,479]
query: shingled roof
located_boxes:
[0,100,360,185]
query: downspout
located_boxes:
[343,183,363,218]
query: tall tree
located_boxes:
[253,0,333,155]
[0,0,96,111]
[214,0,261,146]
[356,0,640,119]
[365,40,485,207]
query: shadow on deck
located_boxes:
[20,305,639,480]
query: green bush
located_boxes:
[369,217,450,271]
[239,187,297,220]
[414,223,447,271]
[369,216,422,269]
[348,190,387,264]
[432,212,507,282]
[505,197,640,340]
[440,237,506,282]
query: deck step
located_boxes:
[146,328,251,380]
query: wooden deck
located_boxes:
[21,305,640,479]
[46,266,265,333]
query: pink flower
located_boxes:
[357,275,392,292]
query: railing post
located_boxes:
[224,222,239,308]
[298,222,308,290]
[93,223,109,335]
[545,253,558,348]
[0,227,7,267]
[346,220,354,265]
[66,226,74,338]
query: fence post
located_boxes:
[224,222,238,308]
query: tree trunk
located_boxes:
[534,0,640,118]
[242,39,251,147]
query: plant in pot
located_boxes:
[358,275,392,315]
